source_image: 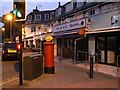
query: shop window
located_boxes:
[31,26,36,32]
[96,37,105,63]
[107,37,117,64]
[107,37,117,51]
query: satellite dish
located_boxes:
[111,15,119,25]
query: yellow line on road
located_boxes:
[0,77,18,86]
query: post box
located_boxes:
[44,41,55,74]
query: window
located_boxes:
[86,0,94,3]
[89,10,95,16]
[55,8,61,17]
[65,2,73,12]
[50,12,54,19]
[45,13,49,20]
[100,3,118,13]
[28,15,32,21]
[31,26,36,32]
[34,14,41,20]
[96,37,105,63]
[77,0,84,7]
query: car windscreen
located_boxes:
[3,43,17,49]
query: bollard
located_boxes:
[90,55,94,78]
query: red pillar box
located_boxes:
[44,41,55,74]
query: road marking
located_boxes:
[0,77,18,86]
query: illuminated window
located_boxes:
[31,26,36,32]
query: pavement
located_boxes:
[1,52,120,89]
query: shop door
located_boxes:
[76,37,88,63]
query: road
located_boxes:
[2,59,19,82]
[2,51,39,83]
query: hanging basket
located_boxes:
[78,28,85,36]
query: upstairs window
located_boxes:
[89,10,95,16]
[86,0,94,3]
[100,3,118,13]
[28,15,32,21]
[34,14,41,20]
[55,8,61,17]
[77,0,84,7]
[50,12,54,19]
[45,13,49,20]
[65,2,73,12]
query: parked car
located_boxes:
[2,42,19,60]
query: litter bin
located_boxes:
[23,54,43,80]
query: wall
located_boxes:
[88,35,95,62]
[89,9,119,30]
[53,39,57,56]
[24,25,32,38]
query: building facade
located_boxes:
[22,7,54,52]
[23,1,120,66]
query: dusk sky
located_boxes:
[0,0,70,17]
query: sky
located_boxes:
[0,0,71,17]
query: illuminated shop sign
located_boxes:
[53,18,86,32]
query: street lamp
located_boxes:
[2,27,5,32]
[6,13,13,42]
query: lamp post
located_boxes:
[6,13,13,42]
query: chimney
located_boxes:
[36,6,38,10]
[33,6,39,12]
[58,2,61,7]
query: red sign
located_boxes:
[78,28,85,36]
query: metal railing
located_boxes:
[117,55,120,76]
[117,55,120,90]
[76,51,99,71]
[112,55,120,77]
[76,51,99,78]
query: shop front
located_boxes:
[53,17,88,60]
[95,31,120,66]
[56,34,78,59]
